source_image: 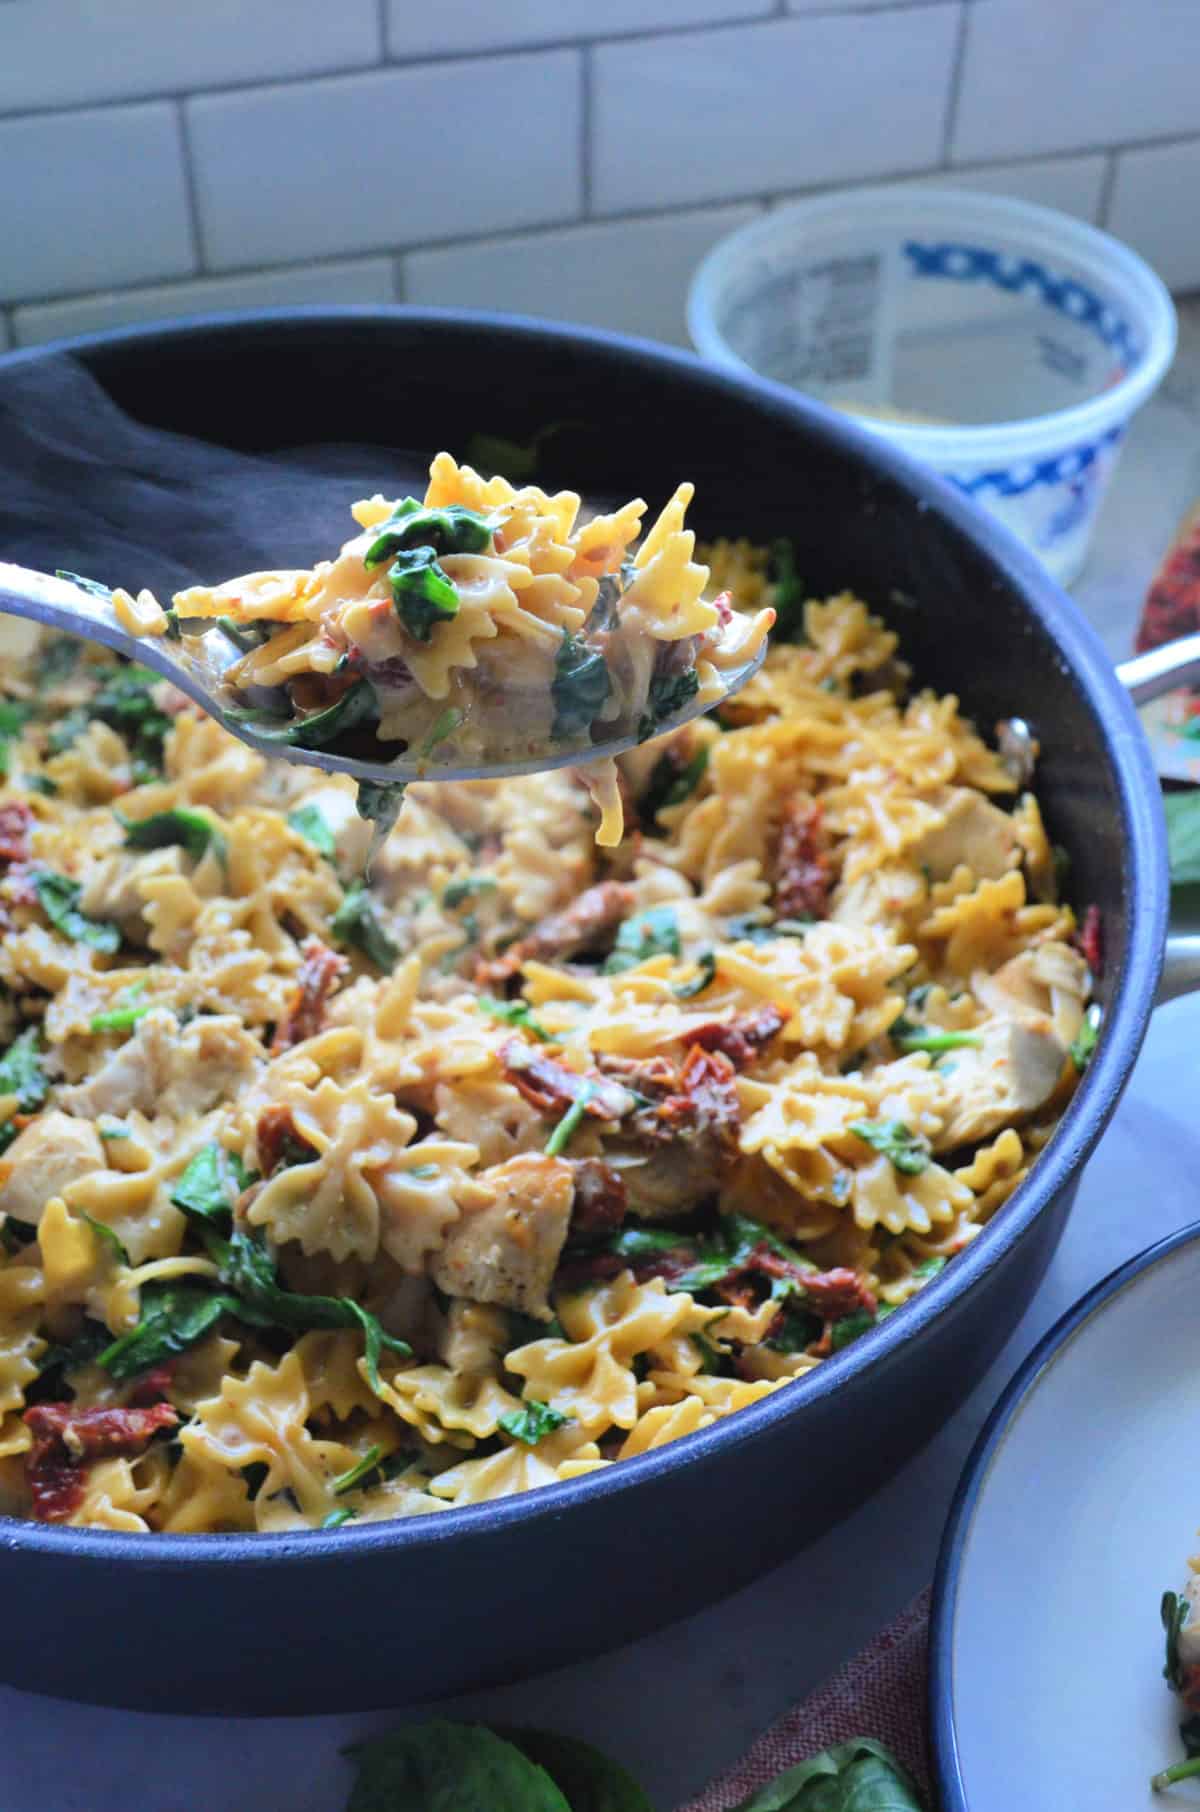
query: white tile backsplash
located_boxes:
[0,1,1193,356]
[386,0,772,59]
[1107,136,1200,296]
[954,0,1200,164]
[591,7,961,215]
[0,103,194,305]
[0,1,381,114]
[186,54,582,271]
[11,258,398,348]
[403,204,760,345]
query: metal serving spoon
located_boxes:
[0,561,767,785]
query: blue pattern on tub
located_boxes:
[948,422,1125,504]
[903,241,1139,365]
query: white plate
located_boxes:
[931,1224,1200,1810]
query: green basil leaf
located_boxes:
[98,1283,241,1380]
[552,632,611,742]
[170,1143,253,1225]
[344,1721,571,1812]
[848,1119,930,1176]
[287,802,338,861]
[332,882,400,970]
[603,905,681,974]
[1166,790,1200,888]
[117,806,226,865]
[498,1400,572,1446]
[728,1737,923,1810]
[32,870,120,952]
[503,1728,655,1812]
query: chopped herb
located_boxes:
[443,876,497,909]
[889,1015,982,1055]
[321,1507,358,1530]
[551,632,611,742]
[603,905,680,974]
[32,871,120,952]
[332,882,400,970]
[332,1444,384,1496]
[498,1400,572,1445]
[228,678,378,751]
[544,1082,596,1157]
[117,806,226,865]
[55,569,112,602]
[637,668,700,743]
[848,1118,931,1175]
[170,1143,254,1225]
[768,538,807,641]
[287,802,337,861]
[1070,1002,1102,1072]
[77,1211,129,1266]
[673,950,717,1000]
[363,501,494,567]
[89,985,153,1034]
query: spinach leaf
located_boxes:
[287,802,338,861]
[889,1017,981,1055]
[332,882,400,970]
[89,985,153,1035]
[32,871,120,952]
[1164,1589,1189,1690]
[207,1227,410,1392]
[77,1211,129,1266]
[216,616,278,654]
[641,743,709,820]
[673,949,716,1000]
[0,699,35,775]
[603,905,680,974]
[552,632,611,742]
[363,502,493,566]
[1070,1002,1102,1072]
[544,1083,596,1157]
[443,876,497,909]
[478,996,552,1042]
[322,1507,357,1530]
[56,569,112,603]
[90,664,172,769]
[725,913,811,944]
[728,1737,922,1810]
[848,1119,930,1175]
[1166,790,1200,887]
[0,1027,49,1118]
[419,708,463,756]
[498,1400,572,1445]
[503,1728,655,1812]
[767,538,807,643]
[37,637,81,690]
[344,1721,571,1812]
[637,667,700,743]
[766,1305,823,1353]
[36,1317,111,1378]
[46,707,90,754]
[829,1309,876,1352]
[384,547,461,642]
[912,1255,946,1282]
[117,806,226,865]
[228,678,378,750]
[169,1143,253,1225]
[98,1283,243,1380]
[332,1444,384,1496]
[355,781,406,844]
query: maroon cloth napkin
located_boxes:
[679,1589,931,1810]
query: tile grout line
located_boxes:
[172,97,207,276]
[937,0,969,166]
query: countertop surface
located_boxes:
[3,300,1199,1812]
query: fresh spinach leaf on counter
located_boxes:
[552,631,612,743]
[117,806,226,865]
[603,905,680,974]
[287,802,338,861]
[501,1729,655,1812]
[332,882,400,971]
[498,1400,572,1446]
[727,1736,923,1810]
[32,871,120,952]
[344,1720,571,1812]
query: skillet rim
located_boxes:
[0,303,1168,1571]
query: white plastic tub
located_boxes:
[688,187,1177,584]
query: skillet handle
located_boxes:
[1114,636,1200,1004]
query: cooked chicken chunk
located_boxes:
[0,1112,104,1227]
[429,1153,574,1319]
[935,1015,1066,1149]
[908,789,1020,882]
[974,941,1087,1046]
[58,1009,263,1120]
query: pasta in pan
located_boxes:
[0,494,1096,1533]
